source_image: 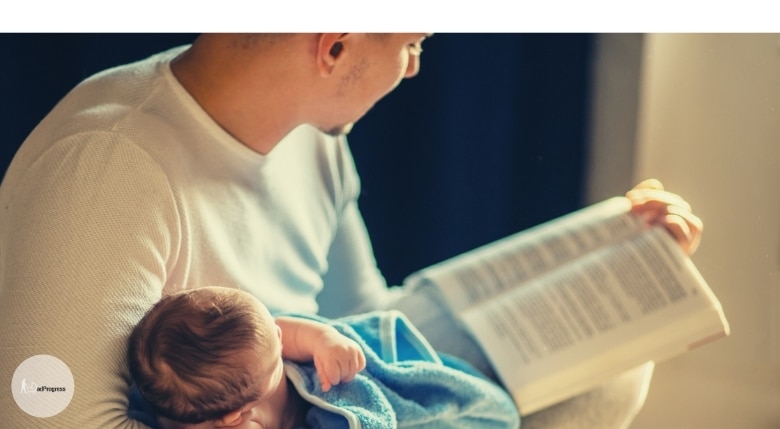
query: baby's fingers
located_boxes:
[315,358,340,392]
[314,348,366,391]
[355,347,366,374]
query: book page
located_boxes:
[460,227,729,414]
[403,197,644,313]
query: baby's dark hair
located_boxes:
[128,288,273,424]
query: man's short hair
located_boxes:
[128,288,272,424]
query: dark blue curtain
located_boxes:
[0,33,594,287]
[349,34,594,285]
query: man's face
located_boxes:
[318,33,430,136]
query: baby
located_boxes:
[127,286,367,429]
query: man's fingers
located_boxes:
[626,179,703,255]
[663,214,692,254]
[627,189,692,213]
[632,178,664,191]
[663,206,703,255]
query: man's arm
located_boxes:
[316,137,396,318]
[0,136,179,428]
[275,316,366,392]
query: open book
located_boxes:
[403,197,730,416]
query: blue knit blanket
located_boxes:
[285,310,520,429]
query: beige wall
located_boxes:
[595,34,780,428]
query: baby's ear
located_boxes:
[213,410,243,427]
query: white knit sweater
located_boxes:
[0,46,390,428]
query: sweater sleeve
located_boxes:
[316,138,394,318]
[0,133,180,428]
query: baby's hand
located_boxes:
[312,329,366,392]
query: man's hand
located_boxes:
[626,178,703,255]
[312,328,366,392]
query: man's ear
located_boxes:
[213,410,243,427]
[316,33,350,77]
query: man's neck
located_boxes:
[170,37,310,155]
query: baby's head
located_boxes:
[128,287,282,427]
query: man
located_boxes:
[0,34,701,428]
